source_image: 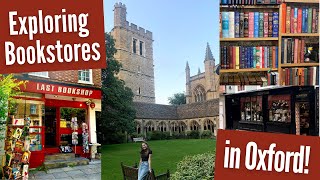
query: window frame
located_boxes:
[78,69,93,84]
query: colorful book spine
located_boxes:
[259,12,264,37]
[240,12,245,38]
[229,12,235,38]
[302,8,306,33]
[235,46,240,69]
[303,8,308,33]
[249,12,254,38]
[263,13,269,37]
[222,12,229,38]
[253,47,256,68]
[244,12,249,37]
[312,8,317,33]
[272,12,279,37]
[286,5,291,33]
[254,12,260,38]
[268,12,273,37]
[308,8,312,33]
[235,11,240,38]
[293,8,298,33]
[297,8,302,33]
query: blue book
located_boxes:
[248,47,251,68]
[222,12,229,38]
[235,11,240,38]
[254,12,259,38]
[221,0,228,5]
[302,8,306,33]
[272,12,279,37]
[253,47,257,68]
[304,8,308,33]
[244,47,247,68]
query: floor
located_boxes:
[29,160,101,180]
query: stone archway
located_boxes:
[189,120,200,131]
[157,121,167,132]
[145,121,155,132]
[136,121,142,134]
[203,119,214,133]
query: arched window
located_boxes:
[178,121,187,133]
[158,122,167,132]
[145,121,154,132]
[170,122,178,132]
[204,119,214,133]
[190,121,200,131]
[136,122,142,134]
[194,86,206,102]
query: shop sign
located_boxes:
[23,81,101,99]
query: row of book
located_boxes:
[220,0,280,5]
[219,72,277,85]
[221,11,279,38]
[220,46,279,69]
[281,38,319,64]
[281,67,319,86]
[281,4,319,34]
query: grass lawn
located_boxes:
[101,139,216,179]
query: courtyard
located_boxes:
[101,139,216,179]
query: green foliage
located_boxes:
[146,131,171,140]
[172,132,186,139]
[171,152,215,180]
[0,74,26,141]
[100,33,136,144]
[201,130,213,139]
[168,92,186,105]
[186,130,200,139]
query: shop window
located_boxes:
[30,104,37,115]
[29,72,49,78]
[78,69,92,84]
[297,102,310,135]
[268,95,291,123]
[240,96,263,122]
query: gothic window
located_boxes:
[158,122,167,132]
[139,41,144,56]
[204,119,214,133]
[190,121,200,131]
[136,122,141,134]
[145,121,154,132]
[132,38,137,53]
[194,86,206,103]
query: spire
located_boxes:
[186,61,190,70]
[204,42,214,62]
[198,67,201,74]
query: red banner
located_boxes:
[215,130,320,180]
[23,81,101,99]
[0,0,106,74]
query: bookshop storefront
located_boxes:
[10,80,101,168]
[223,86,319,136]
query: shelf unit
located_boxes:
[219,0,319,86]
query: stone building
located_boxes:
[111,2,155,103]
[186,43,220,104]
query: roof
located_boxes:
[204,43,214,62]
[134,102,178,120]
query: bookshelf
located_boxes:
[219,0,319,86]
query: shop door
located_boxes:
[45,106,57,147]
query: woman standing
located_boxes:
[138,141,152,180]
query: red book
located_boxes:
[294,39,298,63]
[272,46,276,68]
[249,12,254,38]
[300,68,304,85]
[262,47,265,68]
[297,8,302,33]
[297,40,301,63]
[290,8,294,33]
[282,3,287,33]
[233,47,236,69]
[229,47,233,69]
[286,6,291,33]
[264,13,269,37]
[301,39,305,63]
[286,68,290,85]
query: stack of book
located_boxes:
[221,11,279,38]
[281,67,319,85]
[221,46,278,69]
[220,0,280,5]
[281,4,319,33]
[281,38,319,64]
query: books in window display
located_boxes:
[220,45,278,69]
[221,11,278,38]
[281,67,319,86]
[281,38,319,64]
[220,0,280,5]
[282,4,319,33]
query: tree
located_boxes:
[0,74,25,141]
[168,92,186,105]
[100,33,136,144]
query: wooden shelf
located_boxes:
[221,68,278,73]
[220,37,278,41]
[220,5,280,9]
[280,33,319,37]
[280,63,319,67]
[283,0,319,3]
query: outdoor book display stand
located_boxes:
[3,117,31,180]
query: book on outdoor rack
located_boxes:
[219,72,274,85]
[281,3,319,33]
[220,11,278,38]
[220,0,280,5]
[281,38,319,64]
[220,45,278,69]
[281,67,319,86]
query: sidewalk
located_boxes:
[29,160,101,180]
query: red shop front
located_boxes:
[13,80,101,168]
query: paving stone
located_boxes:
[61,166,76,172]
[66,170,85,176]
[52,172,69,178]
[34,174,55,179]
[74,165,89,170]
[47,168,64,173]
[81,168,96,175]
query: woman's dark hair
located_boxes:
[140,141,151,155]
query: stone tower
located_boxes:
[111,2,155,103]
[186,43,219,104]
